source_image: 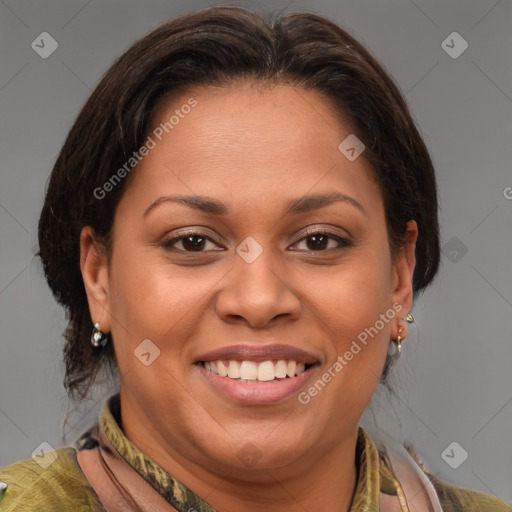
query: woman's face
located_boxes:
[81,83,417,477]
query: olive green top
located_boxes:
[1,394,510,511]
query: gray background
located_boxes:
[1,0,511,503]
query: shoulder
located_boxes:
[399,445,512,511]
[431,476,512,511]
[0,447,105,512]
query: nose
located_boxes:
[215,249,302,328]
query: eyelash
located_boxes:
[161,228,352,254]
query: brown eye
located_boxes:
[292,230,352,252]
[306,233,329,250]
[179,235,207,251]
[162,232,220,252]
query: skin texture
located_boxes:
[80,83,417,512]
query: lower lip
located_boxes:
[196,363,320,405]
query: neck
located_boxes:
[203,440,359,512]
[120,397,359,512]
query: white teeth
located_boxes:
[257,360,276,381]
[203,359,310,381]
[286,360,296,378]
[275,360,288,378]
[240,361,258,380]
[218,360,228,377]
[227,360,240,379]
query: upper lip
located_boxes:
[195,344,321,364]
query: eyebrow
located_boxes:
[143,192,367,218]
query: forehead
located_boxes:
[151,82,355,161]
[119,83,381,218]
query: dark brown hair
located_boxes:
[38,5,440,401]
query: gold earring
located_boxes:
[91,322,108,349]
[394,324,405,354]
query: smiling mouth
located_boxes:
[199,359,317,383]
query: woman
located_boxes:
[1,5,510,511]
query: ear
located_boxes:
[80,226,111,333]
[390,220,418,339]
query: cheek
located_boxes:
[320,251,393,334]
[109,245,181,325]
[312,250,393,400]
[309,264,393,421]
[107,248,214,364]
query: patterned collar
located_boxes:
[99,393,402,511]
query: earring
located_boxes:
[388,323,405,359]
[91,322,108,349]
[403,313,414,323]
[395,324,404,353]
